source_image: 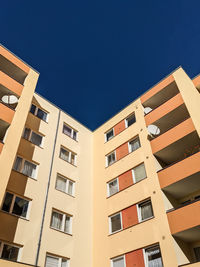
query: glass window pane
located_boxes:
[73,130,77,140]
[22,160,37,178]
[30,104,36,115]
[194,247,200,262]
[2,192,13,212]
[56,176,67,192]
[126,114,136,127]
[129,138,140,152]
[1,244,19,261]
[111,213,121,233]
[51,211,63,230]
[37,108,47,121]
[61,259,68,267]
[106,129,114,141]
[64,216,71,233]
[60,148,69,162]
[12,197,29,218]
[134,163,147,182]
[109,179,118,196]
[45,255,59,267]
[31,132,43,146]
[13,157,22,172]
[140,201,153,221]
[71,153,75,165]
[107,152,115,166]
[23,128,31,140]
[146,246,163,267]
[113,257,124,267]
[63,125,72,137]
[68,181,73,196]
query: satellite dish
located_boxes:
[144,107,152,114]
[147,124,160,135]
[2,95,18,104]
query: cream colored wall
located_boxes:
[93,98,178,267]
[0,259,34,267]
[0,69,39,205]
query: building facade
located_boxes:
[0,44,200,267]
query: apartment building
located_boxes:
[0,44,199,267]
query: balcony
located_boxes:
[0,119,10,143]
[150,118,200,164]
[0,102,15,124]
[0,71,23,96]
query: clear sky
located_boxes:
[1,1,200,130]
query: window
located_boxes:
[13,156,38,179]
[45,254,69,267]
[106,151,116,167]
[125,113,136,128]
[55,174,75,196]
[60,147,76,166]
[109,212,122,233]
[105,128,114,142]
[23,128,43,147]
[111,255,125,267]
[107,178,119,196]
[63,124,78,141]
[128,137,141,153]
[2,192,30,219]
[194,247,200,262]
[145,246,163,267]
[0,241,20,261]
[30,104,48,122]
[138,200,153,222]
[50,210,72,234]
[132,163,147,183]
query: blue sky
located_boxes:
[1,1,200,130]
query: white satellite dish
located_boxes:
[147,124,160,135]
[2,95,18,104]
[144,107,152,115]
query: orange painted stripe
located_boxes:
[118,170,133,191]
[167,201,200,234]
[0,103,15,124]
[0,142,3,153]
[0,71,23,96]
[0,46,29,74]
[116,142,129,160]
[122,205,138,229]
[158,152,200,189]
[140,75,174,104]
[114,119,126,136]
[126,249,145,267]
[151,118,195,154]
[145,93,184,126]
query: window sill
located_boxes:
[50,226,72,236]
[0,210,30,221]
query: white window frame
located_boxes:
[30,104,49,122]
[13,156,38,179]
[45,254,69,267]
[109,212,123,234]
[111,255,126,267]
[105,128,115,142]
[143,245,163,267]
[107,178,119,197]
[50,210,72,234]
[106,151,116,167]
[0,241,21,261]
[60,147,77,166]
[2,192,31,219]
[132,163,147,184]
[128,137,140,153]
[55,174,75,197]
[137,200,154,223]
[125,113,136,128]
[22,127,44,147]
[63,123,78,141]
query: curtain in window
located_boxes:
[141,202,153,220]
[134,163,146,182]
[64,216,71,233]
[68,181,73,195]
[45,256,59,267]
[108,153,115,165]
[22,161,36,178]
[63,125,72,137]
[61,259,68,267]
[56,176,66,192]
[13,157,22,172]
[23,128,31,140]
[113,257,124,267]
[60,148,69,162]
[51,212,63,230]
[111,214,121,232]
[146,247,163,267]
[31,132,42,146]
[109,180,118,195]
[130,138,140,152]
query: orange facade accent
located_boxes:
[158,152,200,189]
[116,142,129,160]
[141,75,174,104]
[0,46,30,74]
[145,93,184,126]
[150,118,195,154]
[0,142,3,153]
[0,103,15,124]
[114,119,126,136]
[118,170,133,191]
[192,75,200,87]
[125,249,145,267]
[0,71,23,96]
[167,201,200,234]
[122,205,138,229]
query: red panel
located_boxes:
[126,249,145,267]
[118,170,133,191]
[114,120,126,136]
[122,205,138,229]
[116,142,129,160]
